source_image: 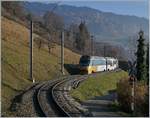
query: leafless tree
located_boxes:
[47,33,55,54]
[43,11,64,32]
[2,1,26,20]
[34,37,43,50]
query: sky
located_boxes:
[39,0,149,19]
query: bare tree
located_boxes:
[43,11,64,32]
[47,34,55,54]
[34,37,43,50]
[2,1,26,20]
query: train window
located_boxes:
[92,59,106,66]
[79,59,90,66]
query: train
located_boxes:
[79,55,118,74]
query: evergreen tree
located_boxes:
[146,43,149,84]
[136,30,147,81]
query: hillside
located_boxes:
[24,2,149,46]
[1,16,80,116]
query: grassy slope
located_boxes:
[1,16,80,116]
[70,71,128,101]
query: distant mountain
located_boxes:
[24,2,149,47]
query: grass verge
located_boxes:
[70,70,128,101]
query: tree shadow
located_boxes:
[118,60,129,71]
[64,64,80,75]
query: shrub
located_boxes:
[117,78,148,116]
[117,78,132,112]
[134,82,148,116]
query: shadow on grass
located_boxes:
[64,64,80,75]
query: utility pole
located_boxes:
[29,20,35,83]
[61,31,65,75]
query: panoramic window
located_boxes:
[92,59,106,66]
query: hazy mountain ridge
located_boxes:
[24,2,149,45]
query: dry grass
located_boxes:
[117,78,148,116]
[1,16,80,116]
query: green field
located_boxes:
[70,71,128,101]
[1,17,80,116]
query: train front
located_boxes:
[78,55,91,74]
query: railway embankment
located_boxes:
[70,70,129,116]
[70,70,128,101]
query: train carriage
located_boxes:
[105,57,118,71]
[79,55,118,74]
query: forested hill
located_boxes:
[24,2,149,44]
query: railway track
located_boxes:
[52,75,91,117]
[12,75,88,117]
[36,75,91,117]
[13,69,121,117]
[37,78,66,117]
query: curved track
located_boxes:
[35,75,90,117]
[37,79,63,117]
[13,69,121,117]
[52,75,91,117]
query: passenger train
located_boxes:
[79,55,118,74]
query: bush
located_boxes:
[134,82,148,116]
[117,78,148,116]
[117,78,132,112]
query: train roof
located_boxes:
[80,55,105,60]
[90,56,105,60]
[105,57,117,60]
[80,55,117,60]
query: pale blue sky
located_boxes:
[38,0,149,19]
